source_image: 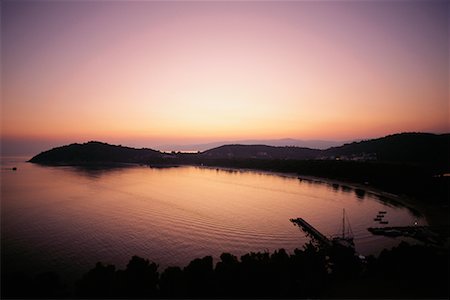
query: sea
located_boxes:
[1,155,423,285]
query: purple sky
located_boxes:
[1,0,448,155]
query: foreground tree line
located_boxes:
[3,242,448,299]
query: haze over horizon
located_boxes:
[1,1,448,155]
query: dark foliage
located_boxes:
[1,271,67,299]
[76,262,116,298]
[76,256,159,298]
[364,242,449,298]
[2,243,448,298]
[159,266,185,297]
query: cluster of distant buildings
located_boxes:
[318,152,377,161]
[161,150,379,162]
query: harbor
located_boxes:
[367,225,450,246]
[291,209,355,248]
[291,214,449,249]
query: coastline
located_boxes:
[195,164,447,227]
[27,159,448,227]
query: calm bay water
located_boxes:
[1,156,423,282]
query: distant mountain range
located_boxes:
[29,133,449,169]
[157,139,344,152]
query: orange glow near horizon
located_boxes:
[1,1,448,148]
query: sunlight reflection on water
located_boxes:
[1,157,424,281]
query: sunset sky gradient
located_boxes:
[1,1,449,153]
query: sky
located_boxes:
[1,0,449,154]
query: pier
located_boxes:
[290,218,332,246]
[368,225,449,245]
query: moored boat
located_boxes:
[332,209,354,247]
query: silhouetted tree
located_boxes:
[366,242,449,298]
[5,242,449,299]
[239,251,274,297]
[289,243,328,297]
[76,262,116,298]
[2,272,33,298]
[215,253,240,297]
[183,256,214,297]
[33,271,66,298]
[2,271,67,299]
[328,244,362,279]
[159,266,186,298]
[116,256,159,298]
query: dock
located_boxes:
[290,218,332,246]
[368,225,449,245]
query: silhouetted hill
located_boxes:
[29,141,163,164]
[29,133,449,169]
[201,144,322,160]
[323,133,450,167]
[198,133,449,167]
